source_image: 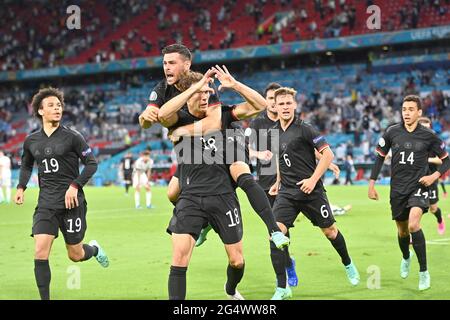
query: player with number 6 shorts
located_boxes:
[268,87,360,300]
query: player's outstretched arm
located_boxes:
[159,69,215,127]
[15,140,35,205]
[170,104,222,141]
[212,65,266,120]
[368,154,385,200]
[297,147,334,194]
[315,149,340,178]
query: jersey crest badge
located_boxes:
[149,91,158,101]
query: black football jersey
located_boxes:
[272,117,329,200]
[375,123,448,196]
[18,125,98,209]
[172,105,238,195]
[250,112,277,190]
[121,156,133,173]
[148,80,181,108]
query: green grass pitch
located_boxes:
[1,185,449,300]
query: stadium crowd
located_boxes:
[1,0,448,71]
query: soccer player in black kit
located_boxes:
[139,43,191,129]
[268,87,360,300]
[369,95,449,291]
[249,82,298,287]
[161,70,246,300]
[120,152,134,195]
[418,117,446,235]
[14,88,109,300]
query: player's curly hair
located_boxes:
[177,71,203,92]
[31,87,65,121]
[403,95,422,110]
[273,87,297,102]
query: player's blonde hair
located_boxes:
[273,87,297,102]
[418,116,431,125]
[177,71,203,92]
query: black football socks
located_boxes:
[225,263,245,296]
[270,241,287,288]
[34,259,51,300]
[398,235,411,260]
[284,231,293,268]
[328,231,351,266]
[433,208,443,224]
[81,244,98,261]
[169,265,187,300]
[411,230,427,272]
[237,173,280,234]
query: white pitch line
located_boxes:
[426,242,450,246]
[427,238,450,245]
[427,238,450,242]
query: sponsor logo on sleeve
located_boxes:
[378,137,385,148]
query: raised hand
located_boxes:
[192,68,216,93]
[211,65,237,91]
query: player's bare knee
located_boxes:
[229,162,250,182]
[398,230,409,238]
[430,205,438,213]
[34,247,50,260]
[172,251,191,267]
[229,256,244,269]
[408,222,421,233]
[322,225,338,239]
